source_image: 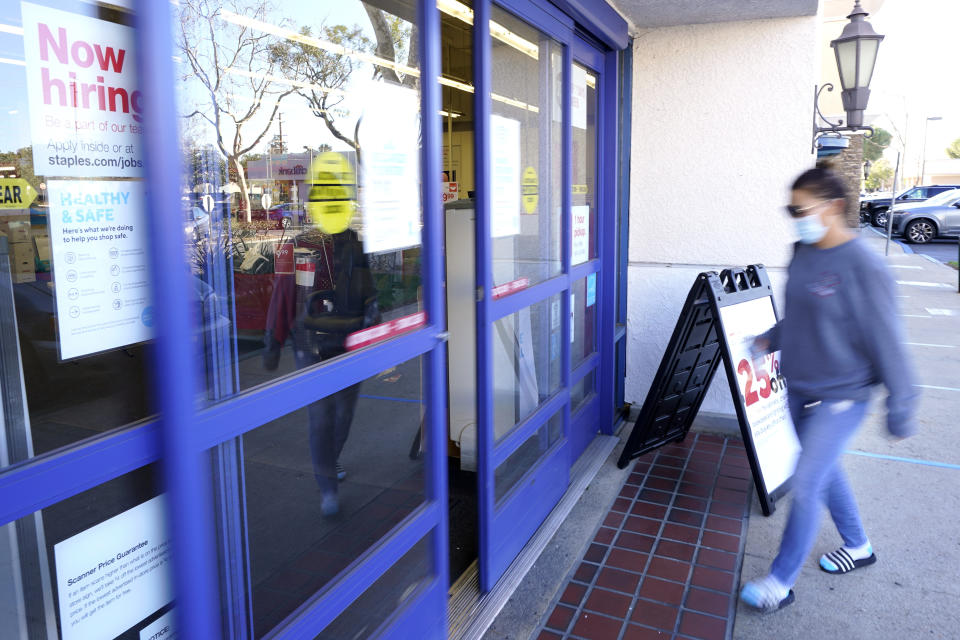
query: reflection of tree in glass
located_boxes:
[273,7,419,166]
[177,0,297,221]
[0,147,39,196]
[184,142,226,189]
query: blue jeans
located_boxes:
[295,347,361,494]
[769,394,869,587]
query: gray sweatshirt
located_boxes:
[763,237,918,437]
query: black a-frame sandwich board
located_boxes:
[617,265,799,516]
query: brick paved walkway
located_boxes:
[531,433,754,640]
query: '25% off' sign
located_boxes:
[736,353,786,408]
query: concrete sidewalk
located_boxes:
[734,229,960,639]
[487,228,960,640]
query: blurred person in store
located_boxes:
[263,153,379,517]
[739,167,918,612]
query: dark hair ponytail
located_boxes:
[791,167,849,208]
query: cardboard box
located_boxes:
[0,213,29,235]
[34,235,50,260]
[5,220,31,243]
[12,242,36,263]
[9,250,35,282]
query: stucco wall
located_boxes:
[626,16,818,415]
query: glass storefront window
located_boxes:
[489,6,562,289]
[239,355,425,637]
[571,368,595,415]
[175,0,426,397]
[571,63,597,265]
[494,410,562,503]
[315,534,433,640]
[439,0,475,204]
[571,275,597,368]
[0,465,171,638]
[0,1,154,467]
[493,294,562,441]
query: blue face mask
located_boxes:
[794,213,827,244]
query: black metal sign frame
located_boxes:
[618,264,791,516]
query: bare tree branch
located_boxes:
[363,6,402,85]
[177,0,293,221]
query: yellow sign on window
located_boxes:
[0,179,38,209]
[305,152,357,234]
[522,166,538,214]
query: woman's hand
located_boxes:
[749,335,770,366]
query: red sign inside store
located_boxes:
[491,277,529,300]
[345,311,428,351]
[275,242,294,274]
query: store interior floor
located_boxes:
[238,353,482,634]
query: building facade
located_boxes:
[0,0,823,638]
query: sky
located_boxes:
[858,0,960,177]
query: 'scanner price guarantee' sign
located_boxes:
[54,495,172,640]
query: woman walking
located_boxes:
[739,167,918,611]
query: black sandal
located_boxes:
[819,548,877,574]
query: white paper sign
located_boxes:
[140,610,177,640]
[571,65,587,130]
[719,297,801,493]
[490,115,521,238]
[571,205,589,265]
[516,306,538,416]
[48,180,152,359]
[54,495,172,640]
[359,82,422,254]
[442,182,459,205]
[21,3,144,178]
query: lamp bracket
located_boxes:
[811,83,874,154]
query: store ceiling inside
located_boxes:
[607,0,819,28]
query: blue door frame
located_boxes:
[0,0,626,637]
[474,0,624,592]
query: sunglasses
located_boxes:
[784,201,825,218]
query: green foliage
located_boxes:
[947,138,960,160]
[241,153,264,171]
[865,157,893,192]
[270,23,373,151]
[0,147,40,196]
[863,127,892,163]
[184,144,226,189]
[386,15,412,73]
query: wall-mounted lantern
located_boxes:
[812,1,884,153]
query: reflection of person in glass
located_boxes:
[263,152,378,516]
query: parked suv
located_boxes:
[890,189,960,244]
[860,185,960,227]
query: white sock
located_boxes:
[740,573,791,610]
[842,540,872,560]
[756,574,790,599]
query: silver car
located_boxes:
[890,189,960,244]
